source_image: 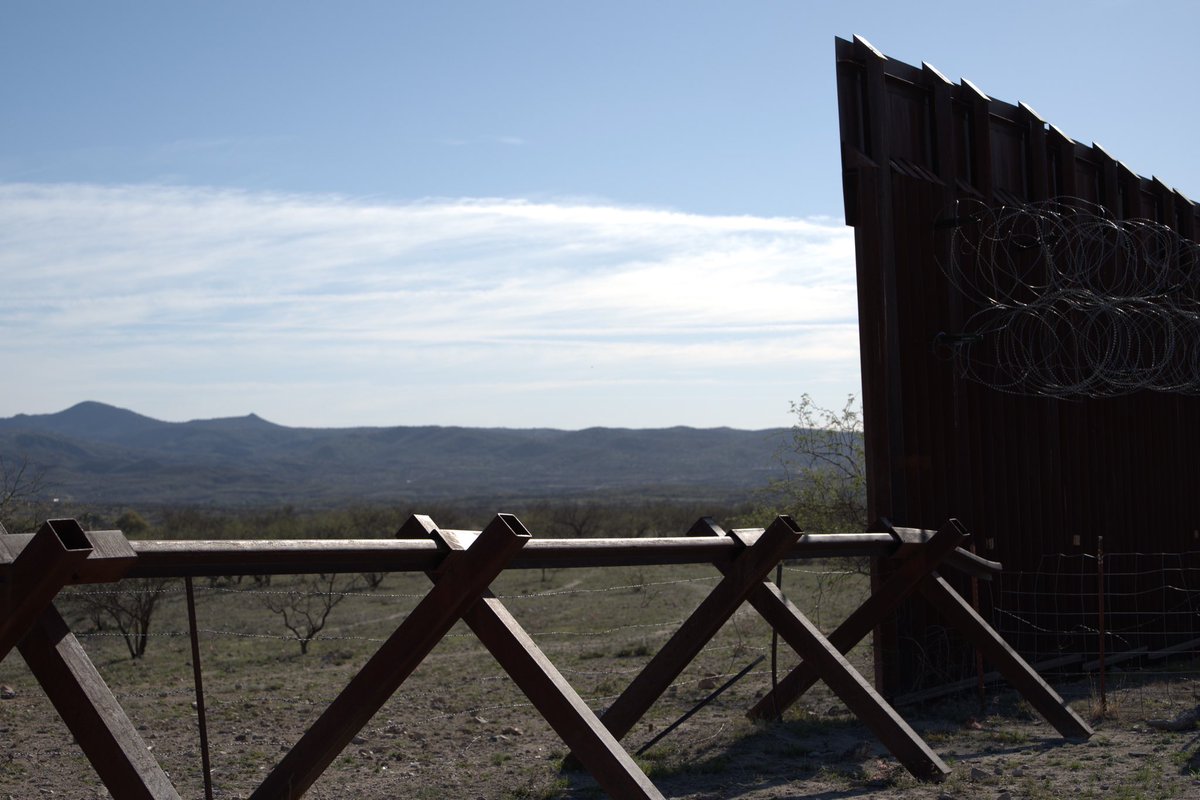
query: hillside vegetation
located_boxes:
[0,402,788,509]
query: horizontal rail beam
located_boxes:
[98,530,995,579]
[122,532,896,576]
[880,522,1002,579]
[0,529,139,583]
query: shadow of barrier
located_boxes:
[0,514,1091,799]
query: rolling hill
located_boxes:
[0,402,789,507]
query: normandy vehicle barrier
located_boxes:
[1,514,1089,798]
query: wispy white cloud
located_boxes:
[0,182,859,428]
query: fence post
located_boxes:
[970,542,985,714]
[184,577,214,800]
[1097,536,1106,716]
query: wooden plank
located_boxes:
[918,575,1093,740]
[593,516,802,742]
[251,514,530,800]
[80,529,140,582]
[1,521,996,581]
[859,34,909,527]
[18,604,180,799]
[835,36,896,528]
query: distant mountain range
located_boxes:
[0,402,789,507]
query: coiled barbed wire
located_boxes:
[939,197,1200,398]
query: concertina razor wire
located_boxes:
[938,196,1200,398]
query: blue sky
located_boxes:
[2,1,1196,429]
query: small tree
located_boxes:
[551,501,602,538]
[262,573,362,654]
[359,570,387,590]
[763,393,866,533]
[751,394,870,632]
[77,577,175,659]
[346,506,396,589]
[70,510,170,659]
[0,454,47,533]
[115,509,151,536]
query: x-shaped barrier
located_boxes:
[745,518,1093,741]
[0,514,1091,799]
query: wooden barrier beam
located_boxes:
[0,519,93,662]
[882,521,1001,578]
[747,519,967,721]
[18,604,180,799]
[918,574,1094,740]
[402,515,665,799]
[1,528,138,584]
[2,520,999,581]
[593,516,803,744]
[746,580,949,780]
[252,514,530,800]
[693,518,950,781]
[116,531,906,578]
[467,597,665,799]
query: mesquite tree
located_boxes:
[765,393,866,534]
[76,577,175,659]
[0,454,46,534]
[262,573,362,654]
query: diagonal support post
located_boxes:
[3,519,173,797]
[0,519,93,661]
[918,574,1093,740]
[747,518,967,721]
[402,514,665,800]
[252,514,530,800]
[694,518,950,781]
[18,604,181,799]
[593,516,803,744]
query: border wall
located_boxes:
[834,35,1200,693]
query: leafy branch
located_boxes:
[763,393,866,534]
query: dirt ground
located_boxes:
[3,565,1200,799]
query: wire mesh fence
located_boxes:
[983,549,1200,720]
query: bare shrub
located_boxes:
[262,573,362,654]
[75,578,175,659]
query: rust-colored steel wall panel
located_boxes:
[835,35,1200,692]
